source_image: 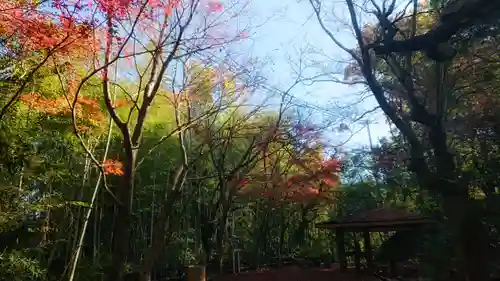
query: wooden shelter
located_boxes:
[315,207,432,273]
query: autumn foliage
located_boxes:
[236,123,342,204]
[0,2,96,58]
[20,92,106,127]
[102,159,124,176]
[236,157,340,203]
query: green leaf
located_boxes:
[68,201,90,208]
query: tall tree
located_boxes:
[308,0,500,279]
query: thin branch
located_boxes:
[308,0,363,65]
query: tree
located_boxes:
[0,0,97,119]
[1,0,256,279]
[234,117,341,265]
[138,56,259,279]
[366,0,500,60]
[0,1,358,280]
[308,0,499,279]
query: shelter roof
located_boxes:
[315,207,432,232]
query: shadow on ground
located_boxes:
[213,266,381,281]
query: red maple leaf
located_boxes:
[323,158,341,172]
[239,178,249,186]
[206,0,224,12]
[103,159,124,176]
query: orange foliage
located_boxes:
[236,120,341,204]
[255,125,285,152]
[164,0,182,17]
[19,92,106,127]
[77,125,90,131]
[0,2,97,58]
[236,157,341,203]
[112,98,130,109]
[103,159,124,176]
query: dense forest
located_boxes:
[1,0,500,281]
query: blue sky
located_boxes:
[233,0,392,148]
[63,0,391,148]
[79,0,392,148]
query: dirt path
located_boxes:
[213,266,381,281]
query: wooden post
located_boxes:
[236,249,241,273]
[389,261,397,277]
[354,233,361,273]
[187,265,206,281]
[232,251,236,274]
[363,230,373,270]
[231,236,241,274]
[336,228,346,272]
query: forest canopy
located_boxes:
[1,0,500,281]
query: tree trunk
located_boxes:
[139,197,180,281]
[278,213,288,267]
[429,126,489,281]
[140,193,184,280]
[214,228,225,274]
[462,211,488,281]
[107,149,136,281]
[442,195,488,281]
[140,164,187,281]
[215,207,230,274]
[200,218,214,265]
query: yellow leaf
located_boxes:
[224,78,235,94]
